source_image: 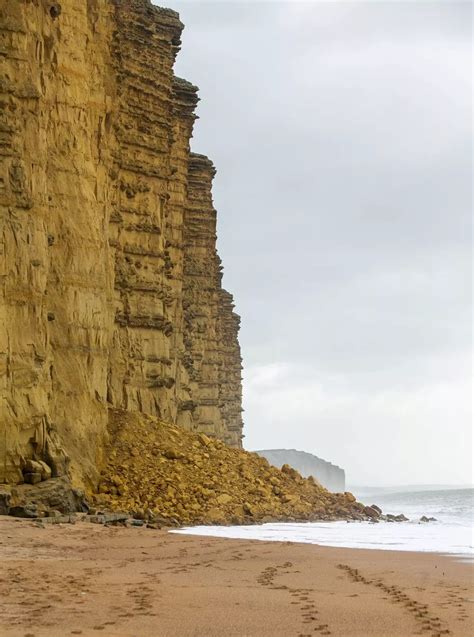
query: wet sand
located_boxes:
[0,517,472,636]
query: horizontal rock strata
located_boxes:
[0,0,242,487]
[183,154,243,447]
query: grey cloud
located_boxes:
[159,0,472,484]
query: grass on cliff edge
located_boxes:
[93,409,364,526]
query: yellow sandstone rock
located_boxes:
[92,410,363,525]
[0,0,242,487]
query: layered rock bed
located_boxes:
[91,410,366,526]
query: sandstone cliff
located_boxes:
[256,450,346,493]
[0,0,243,488]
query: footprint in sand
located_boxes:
[313,624,331,634]
[337,564,453,636]
[256,564,330,634]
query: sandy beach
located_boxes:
[0,518,472,637]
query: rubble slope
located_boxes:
[94,410,364,525]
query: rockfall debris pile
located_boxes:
[92,410,367,526]
[0,410,432,528]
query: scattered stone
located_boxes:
[420,516,437,523]
[283,494,300,504]
[0,487,11,515]
[363,506,381,519]
[149,515,172,527]
[205,507,227,524]
[23,459,44,474]
[23,472,42,485]
[37,460,52,481]
[242,502,255,517]
[9,504,39,519]
[216,493,232,505]
[37,514,77,524]
[130,519,144,527]
[88,513,129,525]
[20,458,53,483]
[280,464,301,480]
[45,509,62,518]
[162,448,184,460]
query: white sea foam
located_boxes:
[173,519,473,557]
[173,488,473,559]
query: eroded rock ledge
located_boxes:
[0,0,243,487]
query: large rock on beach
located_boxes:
[363,505,382,519]
[5,477,89,517]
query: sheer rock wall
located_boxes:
[0,0,243,487]
[183,154,243,447]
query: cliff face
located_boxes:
[256,450,346,493]
[0,0,243,487]
[183,154,242,447]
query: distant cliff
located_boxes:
[0,0,242,487]
[256,450,345,492]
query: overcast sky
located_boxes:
[160,0,472,486]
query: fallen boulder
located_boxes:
[363,505,381,519]
[6,476,89,516]
[88,512,129,525]
[9,504,40,519]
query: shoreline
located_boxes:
[1,517,472,636]
[176,528,474,561]
[172,517,473,559]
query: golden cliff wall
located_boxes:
[0,0,243,487]
[183,154,243,447]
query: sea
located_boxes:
[174,487,474,561]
